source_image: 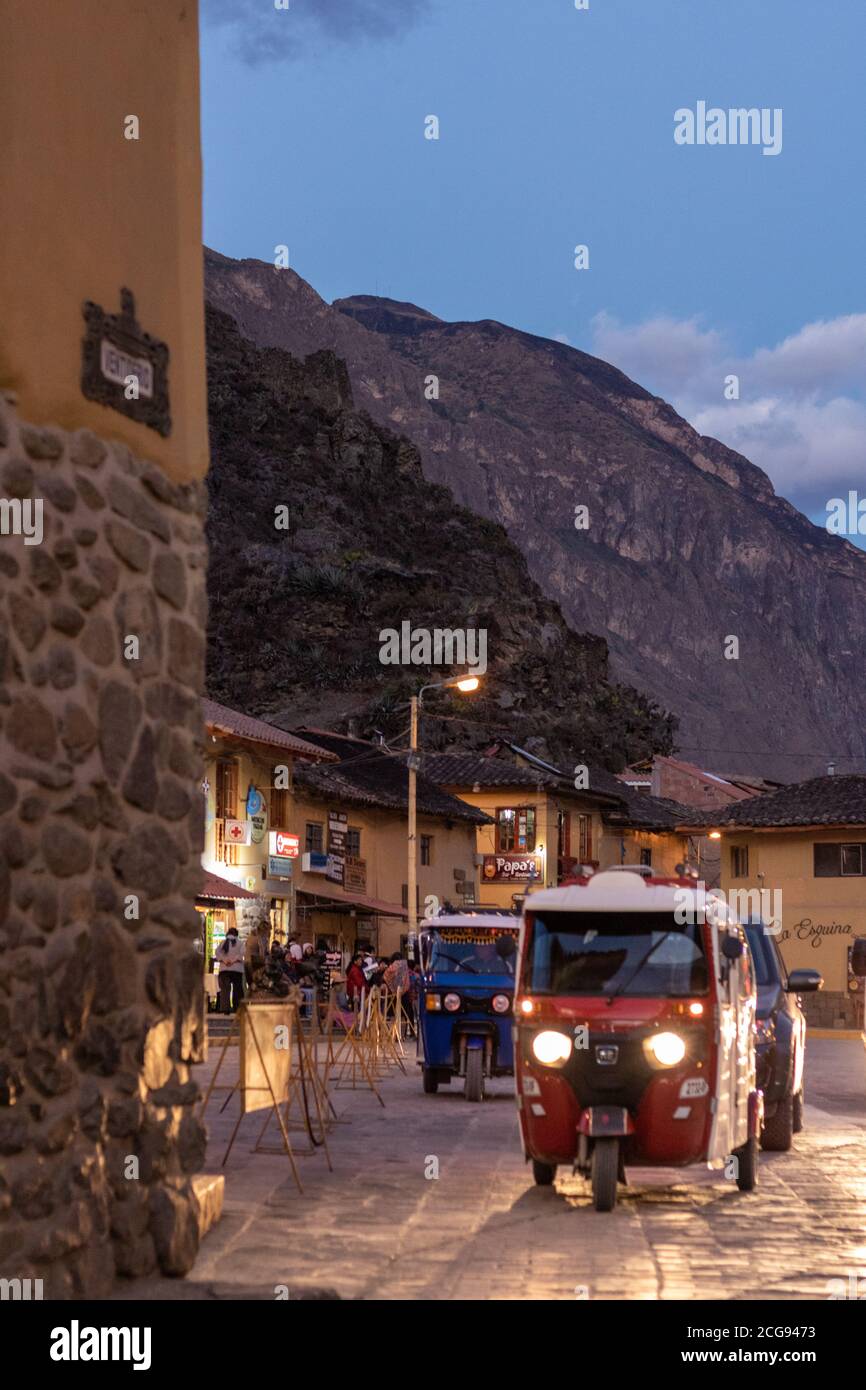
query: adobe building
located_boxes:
[618,756,779,887]
[421,747,691,910]
[1,3,211,1295]
[701,774,866,1028]
[289,730,490,955]
[201,699,337,947]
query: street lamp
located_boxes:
[407,673,482,945]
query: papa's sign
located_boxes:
[483,853,541,883]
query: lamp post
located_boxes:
[407,674,481,947]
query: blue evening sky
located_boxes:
[200,0,866,532]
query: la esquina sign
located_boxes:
[779,918,853,948]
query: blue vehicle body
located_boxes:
[417,911,519,1099]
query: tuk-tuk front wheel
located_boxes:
[465,1047,484,1102]
[591,1138,619,1212]
[734,1135,759,1191]
[422,1068,439,1094]
[532,1159,556,1186]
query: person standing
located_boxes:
[384,952,410,995]
[216,926,245,1013]
[346,951,367,1007]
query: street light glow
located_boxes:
[455,676,480,693]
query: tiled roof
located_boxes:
[420,752,561,791]
[422,749,691,832]
[203,699,335,761]
[705,775,866,829]
[290,736,492,824]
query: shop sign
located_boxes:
[267,856,294,880]
[224,818,252,846]
[246,786,268,844]
[302,851,329,874]
[344,856,367,893]
[482,853,541,883]
[269,830,299,858]
[327,810,347,885]
[779,919,854,949]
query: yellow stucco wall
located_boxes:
[202,744,480,956]
[596,827,689,876]
[719,828,865,992]
[0,0,207,482]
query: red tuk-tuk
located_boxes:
[514,867,762,1210]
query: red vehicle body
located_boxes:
[514,867,762,1210]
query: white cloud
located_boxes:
[203,0,430,65]
[588,311,866,510]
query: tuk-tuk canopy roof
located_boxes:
[420,911,519,932]
[525,870,738,924]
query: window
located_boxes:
[420,835,433,866]
[271,786,290,827]
[215,759,237,820]
[814,842,866,877]
[731,846,749,879]
[305,822,324,853]
[346,827,361,857]
[496,805,536,853]
[640,846,652,867]
[524,911,709,997]
[578,814,592,863]
[215,760,238,865]
[401,884,421,910]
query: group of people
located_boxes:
[214,928,324,1014]
[344,950,419,1029]
[214,931,418,1024]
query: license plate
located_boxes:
[584,1105,631,1136]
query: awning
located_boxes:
[297,885,408,919]
[198,870,259,903]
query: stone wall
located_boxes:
[0,392,208,1297]
[800,988,862,1031]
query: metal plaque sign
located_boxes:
[81,287,170,435]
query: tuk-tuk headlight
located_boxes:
[425,994,442,1012]
[443,993,461,1012]
[644,1031,686,1067]
[491,994,510,1014]
[532,1030,573,1066]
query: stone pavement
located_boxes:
[115,1036,866,1301]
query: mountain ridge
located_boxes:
[204,247,866,779]
[204,303,676,771]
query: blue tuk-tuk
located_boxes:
[417,911,519,1101]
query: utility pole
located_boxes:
[405,674,482,954]
[407,694,420,941]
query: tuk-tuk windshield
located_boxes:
[524,910,709,996]
[425,929,517,976]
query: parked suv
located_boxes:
[743,919,823,1151]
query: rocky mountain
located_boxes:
[204,304,674,771]
[205,247,866,781]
